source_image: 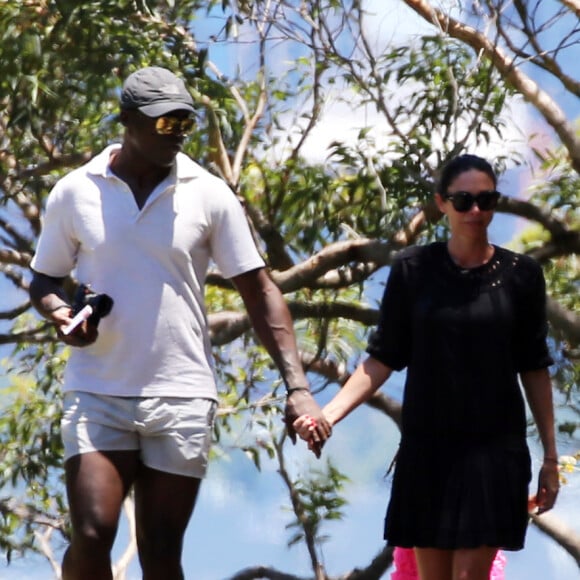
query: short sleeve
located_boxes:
[513,259,553,372]
[30,182,79,277]
[366,256,412,371]
[207,182,265,279]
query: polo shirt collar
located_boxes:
[85,144,203,183]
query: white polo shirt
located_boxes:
[31,144,265,399]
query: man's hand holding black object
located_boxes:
[51,304,99,347]
[50,284,114,347]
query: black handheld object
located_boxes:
[62,284,114,336]
[72,284,114,326]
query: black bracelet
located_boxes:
[286,387,310,396]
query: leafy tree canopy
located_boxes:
[0,0,578,577]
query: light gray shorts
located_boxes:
[61,391,217,478]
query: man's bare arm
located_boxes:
[233,268,332,455]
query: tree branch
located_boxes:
[402,0,580,174]
[229,566,309,580]
[559,0,580,21]
[497,1,580,98]
[530,511,580,566]
[112,496,137,580]
[0,249,33,268]
[34,527,61,579]
[208,301,381,346]
[497,196,570,239]
[547,296,580,346]
[341,544,396,579]
[274,434,324,578]
[273,239,400,292]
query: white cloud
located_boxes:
[273,86,537,169]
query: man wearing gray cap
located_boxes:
[29,66,331,579]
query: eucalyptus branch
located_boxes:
[402,0,580,174]
[392,203,441,246]
[230,35,268,185]
[112,496,138,580]
[497,196,571,238]
[0,248,33,268]
[0,264,29,295]
[300,351,349,385]
[0,498,66,534]
[0,215,33,252]
[243,200,296,271]
[352,6,435,171]
[547,297,580,346]
[205,108,234,185]
[530,511,580,566]
[0,324,56,345]
[318,7,434,175]
[9,189,42,237]
[560,0,580,19]
[288,25,327,164]
[16,152,94,181]
[229,545,396,580]
[209,310,251,346]
[217,391,283,418]
[0,301,30,320]
[205,244,389,295]
[229,566,308,580]
[496,0,580,97]
[34,526,61,579]
[204,60,251,120]
[273,434,324,578]
[526,234,580,262]
[338,544,396,580]
[272,239,400,293]
[289,301,379,325]
[209,301,380,346]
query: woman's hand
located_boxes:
[292,413,331,457]
[292,414,318,440]
[533,459,560,515]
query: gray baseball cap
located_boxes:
[120,66,195,117]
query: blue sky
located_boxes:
[2,1,579,579]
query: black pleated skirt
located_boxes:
[384,436,532,550]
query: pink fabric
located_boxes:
[391,547,418,579]
[391,547,506,580]
[489,549,506,580]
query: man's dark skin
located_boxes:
[29,108,330,580]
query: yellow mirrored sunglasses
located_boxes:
[154,116,195,136]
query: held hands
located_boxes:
[292,413,332,457]
[285,389,332,458]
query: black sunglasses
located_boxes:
[444,190,501,212]
[153,116,195,136]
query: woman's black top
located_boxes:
[367,242,552,550]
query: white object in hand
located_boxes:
[62,304,93,335]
